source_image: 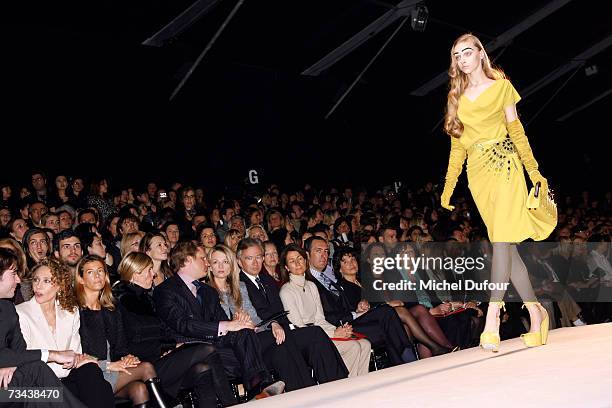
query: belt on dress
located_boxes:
[467,135,515,156]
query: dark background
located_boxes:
[2,0,610,196]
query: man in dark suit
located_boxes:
[237,238,349,383]
[0,248,86,408]
[305,237,416,366]
[153,241,281,401]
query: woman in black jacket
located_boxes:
[75,255,167,408]
[113,252,237,408]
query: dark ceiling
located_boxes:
[2,0,610,193]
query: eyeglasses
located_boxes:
[243,255,264,262]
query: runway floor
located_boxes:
[251,323,612,408]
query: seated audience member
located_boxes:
[0,237,33,303]
[75,255,169,407]
[305,236,416,365]
[113,252,236,407]
[120,231,145,258]
[54,230,83,275]
[23,228,52,269]
[196,223,218,257]
[16,258,115,408]
[237,238,349,382]
[0,248,87,408]
[340,244,455,357]
[153,241,284,400]
[222,229,243,253]
[279,244,371,377]
[139,231,173,287]
[260,241,283,289]
[208,244,316,392]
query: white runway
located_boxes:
[251,324,612,408]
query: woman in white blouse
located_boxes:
[16,258,114,408]
[279,244,371,377]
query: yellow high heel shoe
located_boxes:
[521,302,549,347]
[480,301,505,352]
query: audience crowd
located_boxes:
[0,172,610,407]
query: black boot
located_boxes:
[144,377,169,408]
[133,403,151,408]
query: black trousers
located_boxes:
[352,305,412,366]
[6,360,85,408]
[256,330,315,392]
[289,326,349,383]
[154,343,237,408]
[61,363,114,408]
[214,328,270,392]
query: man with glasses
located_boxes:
[28,201,48,228]
[238,238,348,385]
[31,172,49,205]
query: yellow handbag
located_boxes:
[526,182,558,241]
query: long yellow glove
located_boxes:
[441,136,466,211]
[506,119,548,190]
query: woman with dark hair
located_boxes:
[76,223,117,281]
[1,184,14,208]
[23,228,52,269]
[279,244,371,377]
[330,216,354,251]
[113,252,236,407]
[87,179,117,224]
[8,217,29,244]
[163,221,181,249]
[16,258,115,408]
[67,177,87,210]
[1,206,12,230]
[0,237,32,303]
[340,244,456,357]
[175,186,197,238]
[196,223,218,257]
[75,255,169,407]
[48,175,71,210]
[139,232,173,287]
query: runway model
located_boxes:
[441,33,556,351]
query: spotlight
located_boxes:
[410,3,428,32]
[585,65,598,76]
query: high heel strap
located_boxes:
[521,301,540,308]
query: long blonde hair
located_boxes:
[444,33,505,138]
[207,244,242,309]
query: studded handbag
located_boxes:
[526,181,558,239]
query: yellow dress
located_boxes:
[453,79,553,242]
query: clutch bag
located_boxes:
[526,181,558,240]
